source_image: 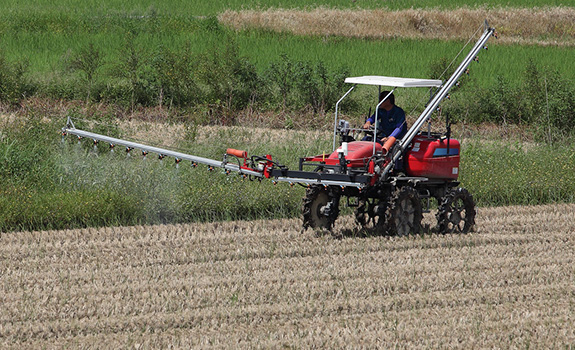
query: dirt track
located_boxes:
[2,204,575,348]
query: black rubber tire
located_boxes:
[355,198,387,234]
[436,187,476,234]
[302,185,340,230]
[386,186,423,236]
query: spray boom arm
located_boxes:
[62,117,269,178]
[62,118,368,188]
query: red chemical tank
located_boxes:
[302,141,383,168]
[328,141,382,168]
[404,135,460,179]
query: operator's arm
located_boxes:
[363,115,375,129]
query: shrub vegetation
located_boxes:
[1,2,574,232]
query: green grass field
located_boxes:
[0,1,574,88]
[1,15,573,111]
[3,0,574,16]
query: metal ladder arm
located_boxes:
[384,23,496,176]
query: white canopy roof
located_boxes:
[344,75,442,88]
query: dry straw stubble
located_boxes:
[2,204,575,348]
[219,7,575,46]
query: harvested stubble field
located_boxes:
[2,204,575,348]
[220,7,575,46]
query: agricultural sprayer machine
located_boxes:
[62,22,497,235]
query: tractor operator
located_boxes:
[362,91,407,144]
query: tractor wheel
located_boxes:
[386,186,423,236]
[355,198,387,233]
[302,185,340,230]
[436,187,476,234]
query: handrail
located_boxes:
[332,85,355,151]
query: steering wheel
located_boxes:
[361,125,376,141]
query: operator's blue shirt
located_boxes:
[366,105,407,139]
